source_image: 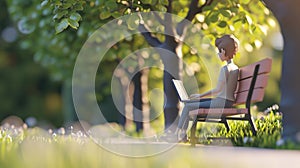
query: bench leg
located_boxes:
[221,118,230,132]
[248,116,257,136]
[190,120,197,147]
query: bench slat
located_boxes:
[236,74,269,93]
[239,58,272,80]
[189,108,248,117]
[234,88,265,105]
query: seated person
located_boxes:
[175,34,240,141]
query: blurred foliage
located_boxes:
[0,1,63,127]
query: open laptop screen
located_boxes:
[172,79,189,101]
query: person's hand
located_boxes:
[190,94,201,99]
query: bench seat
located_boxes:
[189,108,248,117]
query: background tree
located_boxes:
[263,0,300,142]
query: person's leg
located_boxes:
[175,98,234,141]
[177,99,212,130]
[210,97,234,108]
[205,98,234,119]
[176,99,212,139]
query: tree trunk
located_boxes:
[132,71,143,132]
[264,0,300,140]
[138,2,205,131]
[158,45,182,132]
[62,80,77,125]
[113,70,127,129]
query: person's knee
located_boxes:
[184,103,194,110]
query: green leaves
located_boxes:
[53,11,68,20]
[245,15,253,25]
[50,0,84,33]
[9,0,275,83]
[127,14,140,30]
[205,13,218,24]
[217,21,227,28]
[55,15,81,34]
[197,0,272,53]
[160,0,169,6]
[220,10,232,18]
[98,1,120,19]
[41,0,49,7]
[241,0,251,4]
[55,18,68,34]
[105,1,118,10]
[202,6,213,12]
[68,19,79,29]
[99,11,111,20]
[69,12,81,22]
[141,0,152,4]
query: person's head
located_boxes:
[215,34,239,61]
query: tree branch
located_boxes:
[188,0,213,21]
[176,0,214,36]
[164,0,176,44]
[138,23,162,47]
[166,0,173,13]
[152,12,165,26]
[261,0,275,11]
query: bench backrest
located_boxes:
[234,58,272,106]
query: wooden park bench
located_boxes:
[188,58,272,146]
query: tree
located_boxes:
[6,0,273,131]
[263,0,300,142]
[125,0,272,131]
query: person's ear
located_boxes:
[221,48,226,56]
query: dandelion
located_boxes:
[69,126,74,134]
[76,131,83,137]
[243,137,253,144]
[57,127,65,135]
[22,123,28,129]
[48,129,53,134]
[276,139,285,146]
[243,137,249,144]
[25,117,37,127]
[272,104,279,110]
[5,134,12,143]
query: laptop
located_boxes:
[172,79,200,103]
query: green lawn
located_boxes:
[1,108,300,168]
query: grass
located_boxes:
[193,111,283,147]
[0,126,214,168]
[1,105,300,167]
[192,104,300,149]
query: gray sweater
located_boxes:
[217,63,239,101]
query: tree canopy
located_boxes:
[6,0,275,80]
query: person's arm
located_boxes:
[190,80,225,99]
[190,67,227,99]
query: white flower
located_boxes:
[276,139,285,146]
[243,137,249,144]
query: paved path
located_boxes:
[96,138,300,168]
[184,145,300,168]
